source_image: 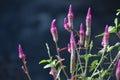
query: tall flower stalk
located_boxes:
[18,44,32,80]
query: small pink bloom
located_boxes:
[50,19,58,42]
[57,48,61,52]
[18,44,25,60]
[68,43,71,53]
[64,17,70,31]
[79,23,84,46]
[116,59,120,80]
[49,67,57,80]
[86,7,91,28]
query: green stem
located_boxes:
[84,49,88,78]
[107,51,120,80]
[23,61,32,80]
[91,49,105,78]
[55,42,69,79]
[46,43,51,59]
[75,46,84,80]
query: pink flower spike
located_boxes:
[50,19,58,42]
[86,7,91,28]
[79,23,84,35]
[102,25,109,50]
[104,25,109,39]
[68,4,73,18]
[64,17,70,30]
[79,23,84,46]
[116,59,120,80]
[18,44,25,60]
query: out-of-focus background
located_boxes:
[0,0,120,80]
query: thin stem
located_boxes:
[91,49,105,78]
[23,61,32,80]
[116,32,120,39]
[84,49,89,78]
[107,51,120,80]
[76,47,84,73]
[46,43,51,58]
[55,42,69,79]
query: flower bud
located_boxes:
[102,25,109,50]
[18,44,25,60]
[67,4,73,29]
[79,23,84,46]
[84,8,91,49]
[50,19,58,43]
[116,59,120,80]
[64,17,70,31]
[86,8,91,28]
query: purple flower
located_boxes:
[50,19,58,42]
[18,44,25,60]
[86,7,91,28]
[67,4,73,29]
[67,4,73,19]
[84,8,91,48]
[116,59,120,80]
[101,25,109,49]
[64,17,70,31]
[79,23,84,46]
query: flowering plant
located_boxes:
[18,4,120,80]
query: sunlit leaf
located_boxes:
[44,63,54,69]
[39,59,50,64]
[89,60,98,72]
[114,18,118,27]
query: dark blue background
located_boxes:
[0,0,120,80]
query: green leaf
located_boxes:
[116,9,120,15]
[90,41,93,51]
[114,18,118,28]
[44,63,54,69]
[89,60,98,72]
[108,26,117,33]
[107,46,115,52]
[107,42,120,52]
[95,33,104,38]
[39,59,50,64]
[95,26,117,38]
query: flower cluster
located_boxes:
[18,4,120,80]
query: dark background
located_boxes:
[0,0,120,80]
